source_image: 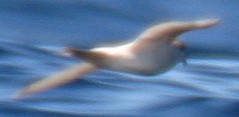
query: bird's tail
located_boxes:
[14,63,98,100]
[64,47,106,66]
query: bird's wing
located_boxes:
[136,19,219,44]
[14,63,98,99]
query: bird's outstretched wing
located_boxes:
[136,19,219,43]
[14,63,98,99]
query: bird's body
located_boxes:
[90,40,182,75]
[15,19,219,99]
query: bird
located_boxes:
[14,19,219,99]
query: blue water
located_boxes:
[0,0,239,117]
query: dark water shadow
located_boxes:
[183,63,239,79]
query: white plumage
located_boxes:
[15,19,219,99]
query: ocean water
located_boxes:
[0,1,239,117]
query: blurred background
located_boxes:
[0,0,239,117]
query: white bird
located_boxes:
[14,19,219,99]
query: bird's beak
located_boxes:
[171,40,188,66]
[172,40,186,50]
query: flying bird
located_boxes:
[15,19,219,99]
